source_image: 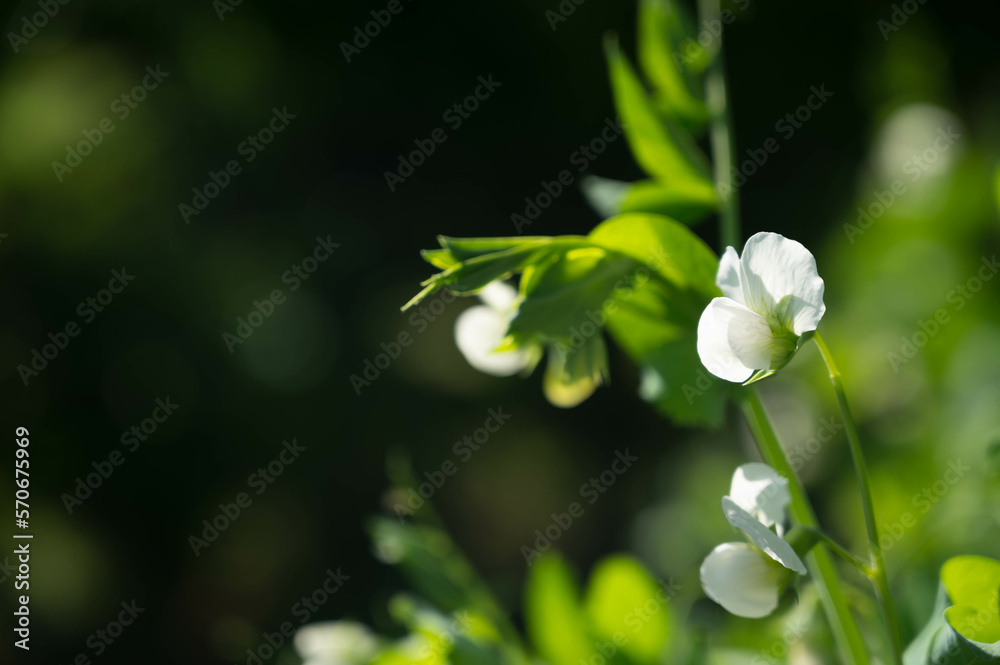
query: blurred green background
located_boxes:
[2,0,1000,662]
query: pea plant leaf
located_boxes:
[604,36,712,188]
[525,554,595,665]
[587,213,727,426]
[406,214,728,422]
[508,247,638,340]
[637,0,709,133]
[527,553,679,665]
[583,555,676,662]
[581,175,717,225]
[904,555,1000,665]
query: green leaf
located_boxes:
[905,556,1000,665]
[587,214,725,426]
[639,334,728,427]
[587,213,719,302]
[584,555,675,664]
[525,554,595,665]
[581,175,717,225]
[404,243,558,310]
[637,0,708,133]
[604,36,711,186]
[368,518,492,617]
[509,247,638,340]
[942,556,1000,658]
[437,235,560,261]
[388,596,506,665]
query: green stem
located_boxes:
[812,331,903,665]
[698,0,740,250]
[801,527,874,577]
[740,389,870,665]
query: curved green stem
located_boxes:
[740,389,870,665]
[813,331,903,665]
[801,526,874,577]
[698,0,740,250]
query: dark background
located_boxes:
[2,0,999,662]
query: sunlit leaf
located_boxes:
[509,247,637,340]
[638,0,708,132]
[584,555,675,663]
[604,37,711,186]
[581,175,716,224]
[904,556,1000,665]
[586,213,719,301]
[525,554,595,665]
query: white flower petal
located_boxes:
[477,280,518,313]
[739,232,826,336]
[730,463,791,529]
[454,305,529,376]
[722,497,807,574]
[697,298,774,382]
[716,246,745,305]
[700,543,782,618]
[294,621,379,665]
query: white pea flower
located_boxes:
[454,281,532,376]
[697,232,826,383]
[294,621,379,665]
[700,463,807,618]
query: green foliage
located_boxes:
[369,517,499,618]
[584,555,676,662]
[362,516,680,665]
[405,0,732,419]
[582,176,718,226]
[406,214,726,425]
[583,0,717,223]
[904,556,1000,664]
[525,555,596,665]
[637,0,709,131]
[526,553,677,665]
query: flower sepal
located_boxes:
[741,331,816,386]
